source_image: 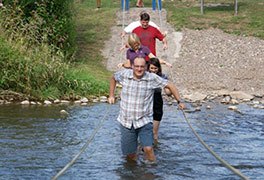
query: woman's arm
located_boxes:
[148,53,172,67]
[117,59,131,68]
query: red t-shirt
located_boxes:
[132,25,164,56]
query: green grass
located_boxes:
[164,0,264,39]
[69,0,119,98]
[0,0,119,100]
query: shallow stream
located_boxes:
[0,102,263,179]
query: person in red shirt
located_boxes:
[132,12,168,56]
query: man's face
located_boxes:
[133,58,146,79]
[140,20,149,28]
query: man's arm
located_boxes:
[108,76,117,104]
[162,37,168,50]
[165,82,185,109]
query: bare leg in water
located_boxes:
[153,120,160,145]
[143,146,156,162]
[126,153,137,162]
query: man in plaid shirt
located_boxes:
[108,57,185,163]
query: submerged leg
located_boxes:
[153,120,160,145]
[143,146,156,162]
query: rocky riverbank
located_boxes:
[103,7,264,108]
[1,8,264,110]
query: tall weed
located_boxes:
[0,0,76,59]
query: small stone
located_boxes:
[21,100,30,105]
[100,96,108,103]
[195,107,201,111]
[221,96,231,104]
[92,99,99,103]
[54,99,60,104]
[60,110,69,116]
[253,105,264,109]
[80,97,89,103]
[228,106,238,111]
[60,100,70,104]
[230,99,239,104]
[74,100,82,104]
[44,100,52,105]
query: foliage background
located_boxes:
[0,0,263,101]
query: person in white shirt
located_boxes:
[121,11,167,38]
[122,20,160,37]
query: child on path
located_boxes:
[118,33,171,68]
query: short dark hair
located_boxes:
[140,13,150,21]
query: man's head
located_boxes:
[132,58,146,79]
[140,12,150,29]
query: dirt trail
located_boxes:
[103,7,264,98]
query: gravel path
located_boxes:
[103,8,264,98]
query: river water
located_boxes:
[0,102,263,180]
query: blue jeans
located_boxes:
[120,123,153,155]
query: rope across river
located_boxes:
[52,107,110,180]
[52,2,249,179]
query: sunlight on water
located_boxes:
[0,102,263,179]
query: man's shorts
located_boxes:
[120,122,153,155]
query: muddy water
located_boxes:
[0,102,263,179]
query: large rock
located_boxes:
[183,92,207,102]
[229,91,254,100]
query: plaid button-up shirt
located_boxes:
[114,69,168,129]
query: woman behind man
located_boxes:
[118,33,173,145]
[148,58,172,145]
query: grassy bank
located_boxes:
[163,0,264,39]
[69,1,119,97]
[0,0,119,101]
